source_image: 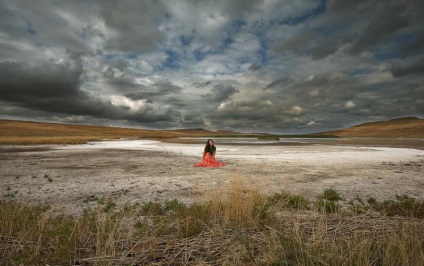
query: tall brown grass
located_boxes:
[1,178,423,265]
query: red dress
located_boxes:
[194,152,226,167]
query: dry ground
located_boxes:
[1,139,423,216]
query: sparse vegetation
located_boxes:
[314,188,344,213]
[103,198,116,212]
[369,194,424,218]
[267,192,309,209]
[142,201,165,216]
[43,174,53,182]
[4,192,15,198]
[1,180,424,265]
[83,195,99,203]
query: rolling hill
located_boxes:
[0,119,239,145]
[317,117,424,138]
[1,116,423,145]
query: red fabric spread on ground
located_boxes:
[194,153,226,167]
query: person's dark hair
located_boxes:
[204,139,213,155]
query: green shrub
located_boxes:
[164,199,186,212]
[318,188,343,201]
[367,197,378,205]
[314,189,343,213]
[315,199,339,213]
[134,219,149,234]
[83,195,99,203]
[103,198,116,212]
[142,201,164,216]
[267,192,309,209]
[252,196,273,223]
[378,195,424,218]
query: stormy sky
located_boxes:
[0,0,423,133]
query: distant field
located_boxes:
[0,120,220,145]
[1,116,423,145]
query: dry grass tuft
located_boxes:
[1,179,424,265]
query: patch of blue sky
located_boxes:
[164,49,180,68]
[259,48,267,64]
[257,34,268,64]
[103,53,137,60]
[371,47,402,61]
[126,53,138,59]
[231,19,246,30]
[104,53,119,60]
[220,20,246,49]
[193,49,206,61]
[279,0,327,26]
[180,35,192,46]
[222,35,233,49]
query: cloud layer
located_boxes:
[0,0,423,133]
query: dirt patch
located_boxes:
[1,141,423,215]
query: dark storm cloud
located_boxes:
[273,1,422,60]
[0,0,423,132]
[0,60,83,100]
[272,31,318,56]
[248,63,261,71]
[0,1,91,53]
[263,77,294,90]
[216,73,424,132]
[348,3,409,55]
[391,57,424,77]
[214,0,263,17]
[326,0,370,13]
[311,45,339,60]
[401,35,424,56]
[0,59,117,117]
[179,112,205,127]
[205,98,310,133]
[0,59,179,123]
[193,81,214,88]
[98,1,166,53]
[201,83,239,102]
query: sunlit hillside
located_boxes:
[317,117,424,138]
[1,117,423,145]
[0,120,231,145]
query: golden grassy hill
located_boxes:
[2,117,423,145]
[0,120,226,145]
[318,117,424,138]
